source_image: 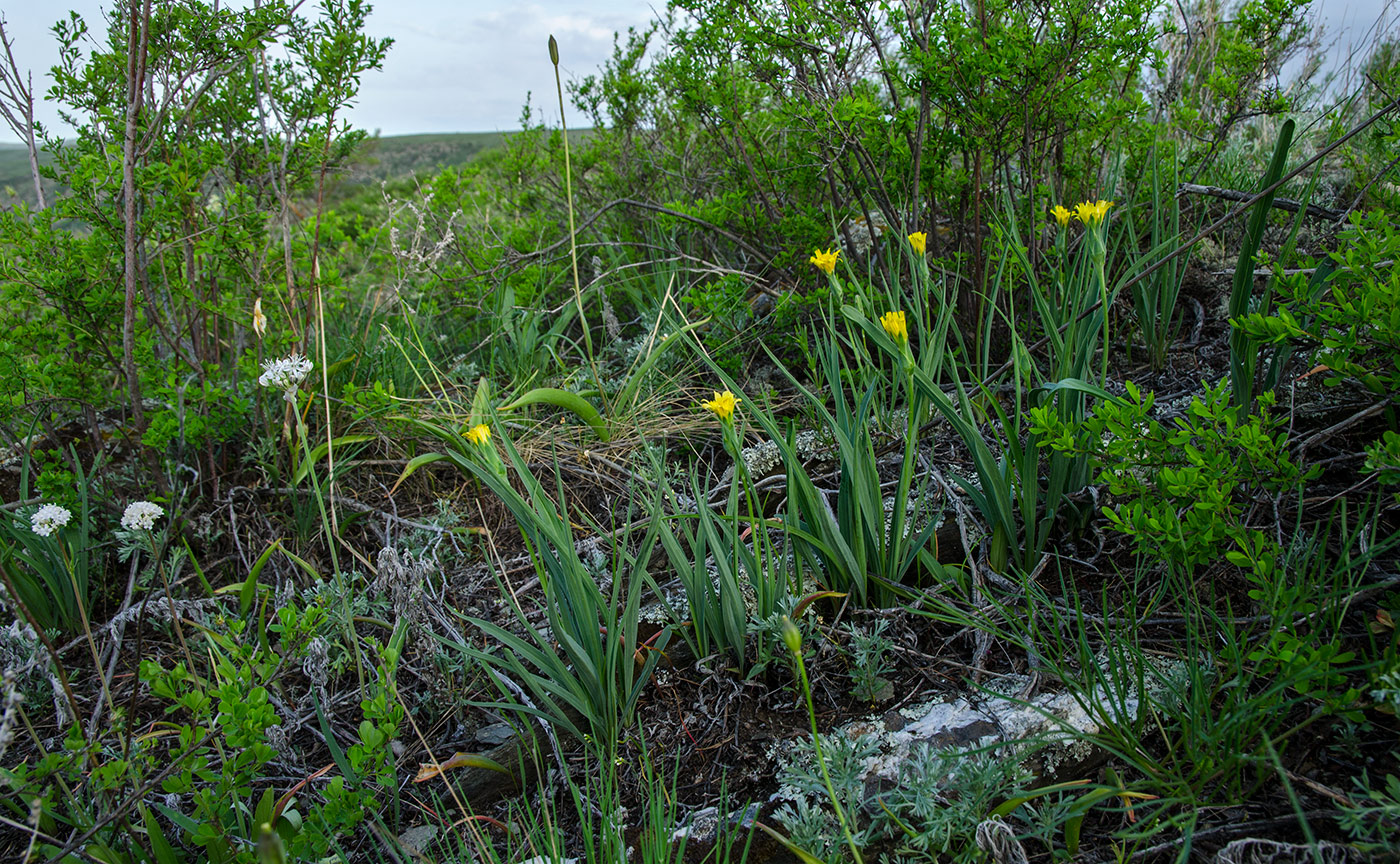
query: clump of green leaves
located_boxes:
[1,598,402,864]
[423,414,671,747]
[1367,431,1400,500]
[1340,773,1400,854]
[1237,209,1400,398]
[651,464,789,679]
[843,619,895,703]
[1031,379,1315,572]
[0,448,102,633]
[775,738,1044,863]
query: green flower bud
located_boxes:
[780,616,802,656]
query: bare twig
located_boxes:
[1177,182,1345,220]
[86,555,142,737]
[0,18,47,208]
[508,197,778,276]
[1101,811,1336,864]
[1294,398,1393,456]
[230,486,462,535]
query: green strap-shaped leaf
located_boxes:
[240,540,282,617]
[290,434,376,486]
[1229,119,1295,413]
[499,387,610,441]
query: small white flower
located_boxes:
[252,297,267,339]
[259,354,313,403]
[121,501,163,532]
[30,504,72,538]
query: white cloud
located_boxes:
[345,0,651,133]
[0,0,655,140]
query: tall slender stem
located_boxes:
[120,0,153,431]
[549,36,606,409]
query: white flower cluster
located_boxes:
[30,504,72,537]
[121,500,163,532]
[259,354,313,403]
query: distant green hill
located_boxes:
[335,129,590,192]
[0,142,57,209]
[343,131,509,183]
[0,131,516,210]
[0,129,596,212]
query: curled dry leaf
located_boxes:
[413,751,510,783]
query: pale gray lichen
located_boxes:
[769,649,1206,796]
[734,429,826,479]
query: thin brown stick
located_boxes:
[1294,398,1393,456]
[1177,182,1345,220]
[1110,811,1336,864]
[120,0,153,431]
[0,18,46,208]
[509,197,777,273]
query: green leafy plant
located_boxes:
[650,463,788,678]
[1031,379,1315,573]
[0,447,102,633]
[844,303,1114,575]
[696,325,949,605]
[1227,118,1294,413]
[1339,772,1400,853]
[423,415,670,746]
[1127,142,1193,370]
[1367,430,1400,497]
[843,619,895,703]
[1237,208,1400,398]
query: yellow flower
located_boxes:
[702,390,740,422]
[1051,205,1071,227]
[809,247,840,275]
[1074,199,1114,226]
[907,231,927,255]
[466,424,491,446]
[880,310,908,343]
[252,297,267,338]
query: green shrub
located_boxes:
[1238,209,1400,399]
[1031,379,1315,572]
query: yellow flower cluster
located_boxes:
[809,247,840,275]
[466,424,491,446]
[1073,199,1114,226]
[1051,199,1113,228]
[880,310,908,343]
[907,232,927,255]
[702,390,740,421]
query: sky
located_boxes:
[0,0,658,141]
[0,0,1394,144]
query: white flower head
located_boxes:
[259,354,313,403]
[121,501,163,532]
[30,504,72,538]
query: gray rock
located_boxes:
[474,722,516,747]
[397,823,437,855]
